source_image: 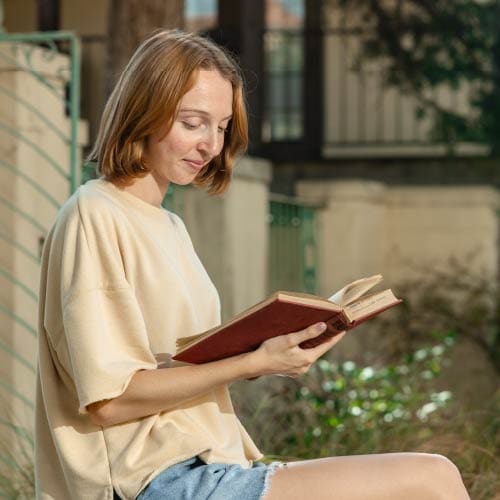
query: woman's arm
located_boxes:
[87,322,345,426]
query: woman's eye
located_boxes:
[218,127,228,134]
[182,121,199,130]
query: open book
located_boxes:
[173,274,401,364]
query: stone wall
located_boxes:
[296,179,500,405]
[296,179,499,295]
[0,41,87,449]
[178,157,272,321]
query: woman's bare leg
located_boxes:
[265,453,470,500]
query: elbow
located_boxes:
[86,399,116,427]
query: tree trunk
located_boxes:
[106,0,184,93]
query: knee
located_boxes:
[415,453,468,500]
[425,453,461,479]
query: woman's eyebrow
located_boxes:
[178,108,232,121]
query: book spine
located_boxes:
[299,314,349,349]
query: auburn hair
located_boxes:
[88,29,248,195]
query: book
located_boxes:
[173,274,402,364]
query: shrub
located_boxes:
[238,337,454,459]
[235,334,499,498]
[374,259,500,372]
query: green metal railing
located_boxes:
[162,184,185,215]
[0,31,81,193]
[268,194,320,294]
[0,31,81,416]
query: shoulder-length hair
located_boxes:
[88,29,248,195]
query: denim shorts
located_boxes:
[134,456,284,500]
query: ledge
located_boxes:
[233,156,272,183]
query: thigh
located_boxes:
[264,452,469,500]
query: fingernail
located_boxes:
[314,322,326,333]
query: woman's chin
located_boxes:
[173,176,196,187]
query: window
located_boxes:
[184,0,218,33]
[262,0,305,142]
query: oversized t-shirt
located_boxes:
[35,179,262,500]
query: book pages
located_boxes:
[328,274,383,306]
[344,289,399,321]
[176,332,207,350]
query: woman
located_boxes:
[35,30,470,500]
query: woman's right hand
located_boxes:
[248,322,346,378]
[87,323,345,427]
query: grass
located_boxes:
[1,389,497,499]
[234,345,500,499]
[0,409,34,499]
[0,440,34,499]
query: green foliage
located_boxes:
[295,341,453,456]
[328,0,500,152]
[240,338,454,460]
[237,338,499,497]
[374,259,500,372]
[235,260,500,497]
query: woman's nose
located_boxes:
[198,128,222,156]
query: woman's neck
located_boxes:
[109,173,169,208]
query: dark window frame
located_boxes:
[260,0,323,161]
[216,0,323,161]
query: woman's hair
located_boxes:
[88,29,248,195]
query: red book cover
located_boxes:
[173,295,346,364]
[173,277,402,365]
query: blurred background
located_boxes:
[0,0,499,498]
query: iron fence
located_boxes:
[0,31,80,426]
[268,194,320,294]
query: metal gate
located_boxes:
[268,194,320,294]
[0,29,80,495]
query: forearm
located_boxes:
[88,351,259,426]
[89,322,344,427]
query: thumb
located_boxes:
[299,320,346,350]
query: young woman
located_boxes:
[35,30,470,500]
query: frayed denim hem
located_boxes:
[134,456,286,500]
[260,462,287,500]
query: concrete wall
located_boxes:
[177,157,272,321]
[4,0,110,147]
[296,179,500,406]
[297,179,499,294]
[0,41,87,450]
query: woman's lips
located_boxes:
[184,159,204,172]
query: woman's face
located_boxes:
[145,69,233,188]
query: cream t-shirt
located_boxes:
[35,179,262,500]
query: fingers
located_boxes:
[257,322,347,378]
[309,330,346,358]
[286,331,345,377]
[288,322,327,346]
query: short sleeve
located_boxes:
[45,193,157,412]
[62,286,157,412]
